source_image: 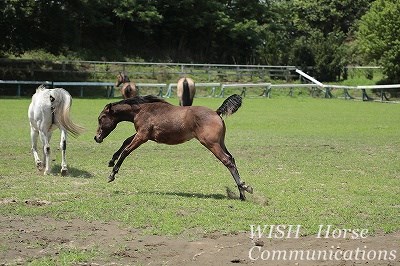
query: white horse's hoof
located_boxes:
[43,170,51,175]
[36,161,44,171]
[61,169,68,176]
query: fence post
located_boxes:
[362,89,373,101]
[343,89,354,99]
[219,85,225,98]
[285,67,290,82]
[211,86,218,97]
[107,86,115,98]
[241,87,246,97]
[158,87,163,97]
[379,89,390,101]
[165,84,173,98]
[262,84,271,98]
[325,87,334,98]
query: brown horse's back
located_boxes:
[134,103,223,145]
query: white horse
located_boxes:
[28,85,84,175]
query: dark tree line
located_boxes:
[2,0,399,82]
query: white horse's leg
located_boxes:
[60,128,68,176]
[30,126,43,170]
[40,131,52,175]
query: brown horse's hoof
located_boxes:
[245,185,254,194]
[240,182,254,194]
[108,176,115,182]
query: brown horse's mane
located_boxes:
[113,95,169,106]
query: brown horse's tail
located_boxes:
[216,94,242,117]
[182,78,193,106]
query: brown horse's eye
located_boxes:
[98,114,105,123]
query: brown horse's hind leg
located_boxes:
[108,135,147,182]
[109,134,136,167]
[205,142,253,200]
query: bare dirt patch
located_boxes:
[0,215,398,265]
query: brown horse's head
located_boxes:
[94,103,118,143]
[115,72,130,87]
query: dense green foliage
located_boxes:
[356,0,400,83]
[2,0,399,82]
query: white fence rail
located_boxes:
[295,68,400,101]
[164,82,221,97]
[1,79,399,102]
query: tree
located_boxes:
[0,0,380,68]
[0,0,36,55]
[256,0,296,65]
[357,0,400,83]
[290,0,374,81]
[113,0,162,45]
[149,0,269,63]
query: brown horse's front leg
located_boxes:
[109,134,136,167]
[108,135,146,182]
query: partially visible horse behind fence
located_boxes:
[94,94,253,200]
[177,77,196,106]
[28,85,84,175]
[116,72,138,99]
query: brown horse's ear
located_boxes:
[105,103,113,114]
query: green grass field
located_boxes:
[0,95,399,238]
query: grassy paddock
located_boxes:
[0,96,399,237]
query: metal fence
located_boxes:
[1,79,399,103]
[0,59,299,82]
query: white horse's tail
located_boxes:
[52,88,85,137]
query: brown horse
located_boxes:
[94,94,253,200]
[115,72,138,99]
[177,77,196,106]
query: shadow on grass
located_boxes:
[51,165,93,178]
[141,187,243,200]
[142,191,228,200]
